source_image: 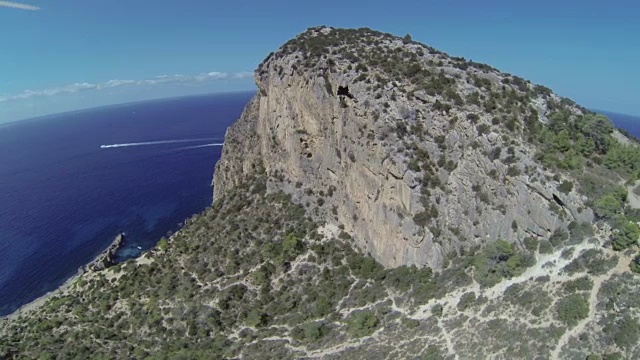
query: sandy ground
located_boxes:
[627,181,640,209]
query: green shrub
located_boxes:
[472,240,535,287]
[506,166,520,177]
[457,292,477,311]
[603,143,640,176]
[602,353,623,360]
[563,276,593,293]
[549,229,569,248]
[414,206,438,227]
[401,317,420,329]
[568,222,594,245]
[283,233,303,257]
[476,123,490,136]
[348,254,383,278]
[466,113,479,123]
[302,322,329,342]
[523,237,539,252]
[431,304,443,317]
[246,309,267,328]
[488,147,502,161]
[558,180,573,194]
[605,315,640,349]
[561,247,575,260]
[157,237,169,251]
[539,240,553,254]
[595,195,623,219]
[424,345,444,360]
[612,221,640,250]
[631,255,640,274]
[555,294,589,326]
[346,310,379,337]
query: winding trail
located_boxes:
[550,253,628,359]
[438,317,456,358]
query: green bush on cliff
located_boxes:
[562,276,594,293]
[568,221,594,244]
[346,310,380,337]
[523,237,539,252]
[631,256,640,273]
[472,240,535,287]
[594,186,627,220]
[612,221,640,250]
[457,292,477,311]
[157,237,169,251]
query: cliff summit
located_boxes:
[213,26,629,270]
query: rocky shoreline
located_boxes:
[1,233,126,320]
[84,233,125,272]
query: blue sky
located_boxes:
[1,0,639,122]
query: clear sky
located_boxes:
[1,0,638,123]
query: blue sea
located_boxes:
[0,92,254,316]
[598,110,640,140]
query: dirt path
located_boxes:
[626,181,640,209]
[438,317,456,358]
[485,240,598,300]
[550,253,627,359]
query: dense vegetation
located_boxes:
[0,176,483,358]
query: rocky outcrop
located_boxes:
[88,233,125,271]
[213,27,594,270]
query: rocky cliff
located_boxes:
[214,26,596,270]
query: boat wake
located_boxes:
[176,143,225,150]
[100,138,219,149]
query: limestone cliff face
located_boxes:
[214,27,593,269]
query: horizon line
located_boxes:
[0,89,258,127]
[1,91,638,127]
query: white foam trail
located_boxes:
[0,1,41,11]
[100,138,218,149]
[177,143,225,150]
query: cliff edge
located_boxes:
[214,26,602,269]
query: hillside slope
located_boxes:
[2,26,640,359]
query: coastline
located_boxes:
[1,271,82,321]
[1,233,126,321]
[0,92,246,324]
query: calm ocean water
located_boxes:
[0,92,254,315]
[598,110,640,139]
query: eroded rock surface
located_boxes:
[214,26,593,269]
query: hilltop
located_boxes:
[2,26,640,359]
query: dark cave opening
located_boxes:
[337,85,354,99]
[552,194,566,207]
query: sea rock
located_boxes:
[89,233,125,271]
